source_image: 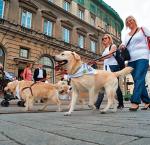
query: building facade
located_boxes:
[0,0,123,82]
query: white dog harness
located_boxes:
[64,63,96,80]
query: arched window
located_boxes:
[39,56,54,83]
[0,47,5,66]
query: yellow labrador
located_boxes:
[4,80,69,111]
[54,51,133,115]
[4,80,33,98]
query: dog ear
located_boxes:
[71,52,81,60]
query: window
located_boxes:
[78,9,84,20]
[115,23,118,36]
[62,27,70,43]
[91,17,95,26]
[43,19,53,36]
[39,56,54,83]
[90,40,96,53]
[78,34,84,48]
[21,10,32,29]
[63,0,70,12]
[0,0,5,18]
[0,47,5,65]
[48,0,53,2]
[20,48,29,58]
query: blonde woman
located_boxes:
[95,34,124,109]
[121,16,150,111]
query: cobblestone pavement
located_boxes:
[0,101,150,145]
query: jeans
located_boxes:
[95,65,124,109]
[128,59,150,104]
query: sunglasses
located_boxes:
[126,19,134,25]
[102,37,109,41]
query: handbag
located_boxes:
[109,45,125,69]
[141,27,150,50]
[121,47,130,61]
[109,28,138,69]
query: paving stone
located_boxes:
[0,132,8,141]
[0,141,19,145]
[126,138,150,145]
[0,103,150,145]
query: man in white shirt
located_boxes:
[33,63,47,82]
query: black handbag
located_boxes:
[109,28,138,69]
[121,47,130,61]
[109,45,125,69]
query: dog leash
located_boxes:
[88,50,117,65]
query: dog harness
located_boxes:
[64,63,96,79]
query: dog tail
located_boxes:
[114,67,133,77]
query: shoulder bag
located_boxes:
[109,45,125,69]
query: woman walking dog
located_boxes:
[95,34,124,110]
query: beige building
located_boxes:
[0,0,123,82]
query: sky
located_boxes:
[103,0,150,40]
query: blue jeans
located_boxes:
[128,59,150,104]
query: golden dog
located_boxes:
[54,51,133,115]
[4,80,69,111]
[4,80,33,97]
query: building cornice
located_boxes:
[18,0,38,13]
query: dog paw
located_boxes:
[64,112,71,116]
[88,105,96,110]
[88,104,92,109]
[92,106,96,110]
[100,110,106,114]
[38,109,44,111]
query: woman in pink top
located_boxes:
[23,63,33,81]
